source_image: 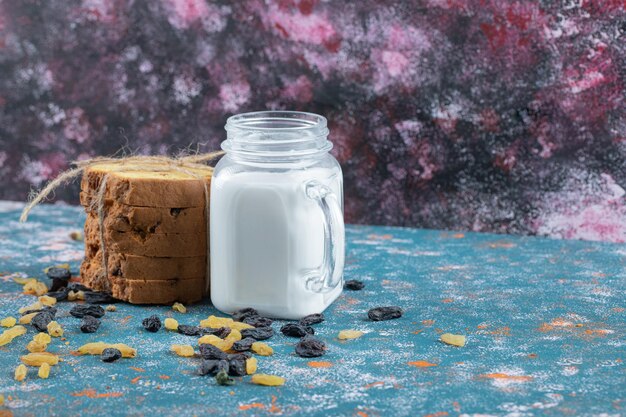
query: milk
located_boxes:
[210,166,343,319]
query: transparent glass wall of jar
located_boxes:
[210,111,344,319]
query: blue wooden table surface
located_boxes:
[0,201,624,417]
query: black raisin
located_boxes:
[215,369,235,386]
[368,306,403,321]
[46,267,71,281]
[207,326,231,339]
[47,288,70,301]
[67,282,90,292]
[344,280,365,290]
[22,306,56,316]
[83,291,116,304]
[31,311,55,332]
[231,308,258,322]
[232,337,256,352]
[295,335,327,358]
[228,358,247,376]
[199,344,228,360]
[69,304,105,318]
[198,359,229,376]
[80,316,101,333]
[243,316,273,327]
[142,315,161,332]
[101,348,122,363]
[240,326,274,341]
[299,313,325,326]
[177,324,202,336]
[227,352,252,361]
[280,323,314,338]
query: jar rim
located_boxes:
[225,110,328,133]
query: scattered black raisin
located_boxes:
[31,310,56,332]
[47,288,70,302]
[232,337,256,352]
[80,316,101,333]
[177,324,203,336]
[280,323,314,338]
[228,358,247,376]
[299,313,324,326]
[198,359,229,376]
[46,267,71,281]
[208,326,231,339]
[142,315,161,332]
[344,280,365,290]
[295,335,327,358]
[231,308,258,322]
[69,304,105,318]
[199,344,228,360]
[22,306,56,316]
[368,306,403,321]
[227,352,252,361]
[240,327,274,341]
[215,369,235,386]
[83,291,116,304]
[243,316,273,327]
[101,348,122,363]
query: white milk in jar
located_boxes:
[210,111,344,319]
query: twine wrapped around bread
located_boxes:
[20,152,224,294]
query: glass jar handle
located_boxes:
[303,180,345,293]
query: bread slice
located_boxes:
[82,203,206,234]
[81,162,212,208]
[84,217,206,257]
[110,277,205,304]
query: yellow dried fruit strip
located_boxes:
[251,342,273,356]
[19,302,43,314]
[171,344,195,357]
[198,335,234,351]
[337,330,364,340]
[38,295,57,306]
[105,305,116,312]
[250,374,285,386]
[440,333,466,347]
[226,328,242,342]
[172,302,186,313]
[34,333,51,344]
[21,352,60,366]
[19,312,37,325]
[14,364,27,381]
[47,321,63,337]
[246,357,258,375]
[38,362,50,379]
[200,315,254,331]
[27,340,48,353]
[13,276,36,285]
[0,317,16,328]
[76,342,137,358]
[0,325,27,346]
[164,318,179,331]
[23,280,48,296]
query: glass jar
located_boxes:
[210,111,344,319]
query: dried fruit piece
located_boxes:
[368,306,403,321]
[280,323,314,338]
[1,316,17,327]
[198,335,233,351]
[101,348,122,362]
[241,327,274,341]
[344,280,365,290]
[227,352,252,361]
[338,330,364,340]
[177,324,203,336]
[13,276,36,285]
[38,362,50,379]
[77,342,136,358]
[38,295,57,306]
[228,358,247,376]
[19,312,38,325]
[251,342,273,356]
[142,315,161,332]
[47,321,63,337]
[32,310,56,332]
[198,359,228,376]
[34,333,51,344]
[232,337,256,352]
[215,369,235,386]
[171,344,195,357]
[105,305,117,312]
[67,291,78,301]
[70,304,105,318]
[24,280,48,296]
[243,316,273,328]
[295,336,326,358]
[21,352,59,366]
[231,308,258,322]
[0,325,27,346]
[172,302,187,313]
[200,315,253,331]
[245,357,257,374]
[251,374,285,386]
[199,343,228,360]
[299,313,324,326]
[75,291,86,301]
[19,302,43,315]
[15,364,27,381]
[210,327,232,339]
[164,318,179,331]
[80,316,101,333]
[27,340,48,353]
[226,328,242,342]
[83,291,116,304]
[440,333,466,347]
